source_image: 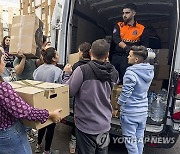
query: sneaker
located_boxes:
[69,135,76,153]
[35,144,43,153]
[31,129,38,138]
[42,151,52,154]
[27,134,35,143]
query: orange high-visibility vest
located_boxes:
[117,22,145,43]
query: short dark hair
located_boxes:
[91,39,110,59]
[123,3,137,11]
[131,45,148,60]
[78,42,91,59]
[43,47,56,64]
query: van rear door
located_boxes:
[167,0,180,133]
[51,0,74,64]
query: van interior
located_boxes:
[69,0,179,124]
[71,0,176,50]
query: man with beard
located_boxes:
[110,3,149,84]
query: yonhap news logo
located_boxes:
[112,136,175,144]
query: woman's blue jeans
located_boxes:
[0,120,32,154]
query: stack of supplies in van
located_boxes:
[150,49,170,93]
[111,84,122,118]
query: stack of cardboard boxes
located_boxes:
[111,84,122,118]
[150,49,170,93]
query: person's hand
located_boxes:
[49,109,62,123]
[45,45,51,50]
[4,52,8,59]
[124,45,131,54]
[63,63,72,74]
[38,54,44,65]
[17,49,26,59]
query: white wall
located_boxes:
[0,0,19,8]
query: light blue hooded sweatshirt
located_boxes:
[118,63,154,116]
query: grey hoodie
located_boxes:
[63,60,119,134]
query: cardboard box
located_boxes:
[154,65,170,79]
[9,15,43,58]
[149,80,163,93]
[9,80,69,129]
[156,49,169,65]
[111,85,122,110]
[68,53,79,65]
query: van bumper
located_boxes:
[61,115,179,149]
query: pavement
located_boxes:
[30,123,180,154]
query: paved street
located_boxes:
[31,123,180,154]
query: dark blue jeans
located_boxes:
[0,120,32,154]
[76,128,109,154]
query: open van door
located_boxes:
[51,0,75,64]
[168,0,180,133]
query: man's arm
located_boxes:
[118,70,137,105]
[140,27,149,47]
[35,54,44,67]
[112,23,130,52]
[63,66,84,97]
[112,24,122,45]
[14,56,26,75]
[13,49,27,75]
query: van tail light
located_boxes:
[172,75,180,120]
[172,112,180,120]
[175,76,180,95]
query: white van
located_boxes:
[51,0,180,148]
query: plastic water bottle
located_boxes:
[150,95,166,122]
[148,92,155,117]
[159,89,168,101]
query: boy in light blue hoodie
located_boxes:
[118,45,154,154]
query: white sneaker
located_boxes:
[27,134,35,143]
[35,144,43,153]
[69,135,76,153]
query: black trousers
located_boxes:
[38,123,56,151]
[76,128,109,154]
[111,54,129,84]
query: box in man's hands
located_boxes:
[68,53,80,65]
[9,15,43,58]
